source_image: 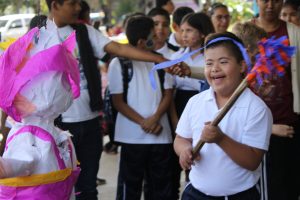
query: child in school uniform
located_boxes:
[147,7,184,199]
[174,32,273,200]
[168,6,194,49]
[148,7,179,58]
[108,16,174,200]
[172,12,215,117]
[43,1,169,199]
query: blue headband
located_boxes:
[149,37,251,89]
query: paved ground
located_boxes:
[97,146,120,200]
[97,136,185,200]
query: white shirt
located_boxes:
[171,47,205,91]
[108,58,173,144]
[31,19,111,123]
[176,87,272,196]
[168,32,180,48]
[156,43,176,60]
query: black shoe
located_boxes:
[104,142,118,154]
[104,141,113,151]
[96,178,106,186]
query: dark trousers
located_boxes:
[58,117,103,200]
[266,118,300,200]
[170,152,183,200]
[116,143,173,200]
[182,184,260,200]
[174,89,199,117]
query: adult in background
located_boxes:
[252,0,300,199]
[209,3,231,33]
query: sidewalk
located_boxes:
[97,144,119,200]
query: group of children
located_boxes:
[107,5,272,200]
[0,0,299,200]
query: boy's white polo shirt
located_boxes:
[31,20,111,123]
[156,43,176,59]
[176,87,272,196]
[168,32,180,48]
[108,58,173,144]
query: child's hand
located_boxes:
[169,62,191,77]
[179,146,201,170]
[201,122,224,144]
[272,124,294,138]
[149,123,163,135]
[141,115,159,132]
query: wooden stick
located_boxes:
[192,78,248,158]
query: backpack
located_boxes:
[103,57,133,124]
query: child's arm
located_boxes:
[112,94,145,126]
[272,124,294,138]
[174,135,200,170]
[0,110,7,133]
[201,122,265,171]
[104,41,167,64]
[0,111,9,156]
[141,89,173,135]
[169,63,205,79]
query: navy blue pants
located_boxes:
[182,184,260,200]
[59,117,103,200]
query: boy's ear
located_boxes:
[136,39,144,48]
[51,0,60,11]
[172,23,179,32]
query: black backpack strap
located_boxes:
[101,53,112,63]
[157,69,165,93]
[118,57,133,103]
[167,41,180,52]
[151,51,165,93]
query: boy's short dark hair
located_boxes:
[172,6,194,25]
[283,0,299,10]
[29,15,47,30]
[147,7,170,23]
[78,1,90,20]
[209,2,228,16]
[126,16,154,46]
[46,0,64,10]
[156,0,171,8]
[122,12,146,29]
[205,32,244,63]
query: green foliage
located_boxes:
[215,0,255,24]
[0,0,48,15]
[0,0,10,14]
[114,0,139,22]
